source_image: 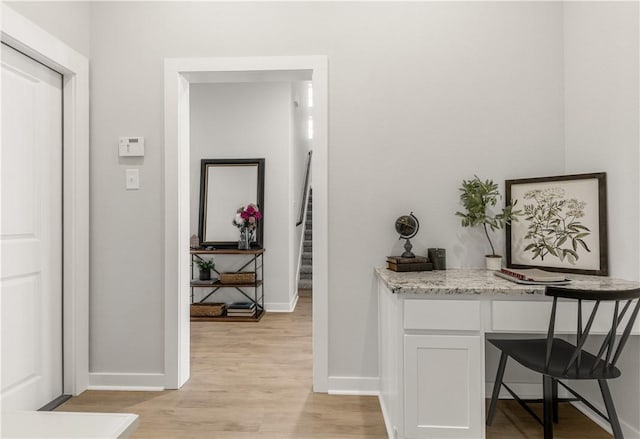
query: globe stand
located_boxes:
[395,212,420,259]
[401,239,416,258]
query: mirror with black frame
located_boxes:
[198,158,265,248]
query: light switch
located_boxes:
[126,169,140,190]
[119,137,145,156]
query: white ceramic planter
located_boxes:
[486,255,502,271]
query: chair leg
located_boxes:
[552,379,559,423]
[599,379,624,439]
[486,352,508,426]
[543,375,554,439]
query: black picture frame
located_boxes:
[198,158,265,249]
[506,172,608,276]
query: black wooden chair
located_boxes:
[486,286,640,439]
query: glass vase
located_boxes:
[238,228,251,250]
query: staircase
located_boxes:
[298,189,312,296]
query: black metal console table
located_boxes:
[190,248,265,321]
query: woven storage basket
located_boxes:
[190,302,226,317]
[220,272,256,284]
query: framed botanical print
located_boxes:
[506,172,608,276]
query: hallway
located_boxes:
[58,297,387,438]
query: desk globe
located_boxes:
[395,212,419,258]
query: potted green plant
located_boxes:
[455,176,520,270]
[195,258,215,281]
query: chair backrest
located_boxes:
[544,286,640,375]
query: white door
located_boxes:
[1,43,63,409]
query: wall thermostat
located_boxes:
[119,137,145,157]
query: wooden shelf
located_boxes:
[190,310,265,323]
[190,249,265,322]
[190,280,263,288]
[191,248,265,256]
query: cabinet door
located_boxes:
[404,334,483,439]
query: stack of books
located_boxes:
[495,268,570,285]
[226,301,257,317]
[387,256,433,272]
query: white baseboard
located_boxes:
[328,376,380,395]
[378,394,395,439]
[265,294,298,312]
[88,373,165,391]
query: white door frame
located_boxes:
[163,56,329,391]
[1,5,90,396]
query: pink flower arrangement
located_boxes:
[233,203,262,230]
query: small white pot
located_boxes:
[486,255,502,271]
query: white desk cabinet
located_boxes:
[404,334,483,439]
[379,280,485,439]
[376,268,640,439]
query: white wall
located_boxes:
[20,2,635,400]
[564,2,639,282]
[292,81,312,221]
[292,81,312,287]
[5,1,90,58]
[85,1,566,382]
[9,5,639,430]
[564,2,639,435]
[189,81,296,309]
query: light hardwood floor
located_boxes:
[58,297,387,438]
[59,296,611,438]
[487,400,612,439]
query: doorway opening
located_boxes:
[188,76,310,313]
[296,89,314,300]
[163,56,329,391]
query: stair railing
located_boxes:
[296,150,313,226]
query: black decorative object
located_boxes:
[194,257,214,281]
[199,269,211,281]
[395,212,419,258]
[198,158,265,249]
[506,172,608,276]
[428,248,446,270]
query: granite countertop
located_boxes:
[375,268,640,296]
